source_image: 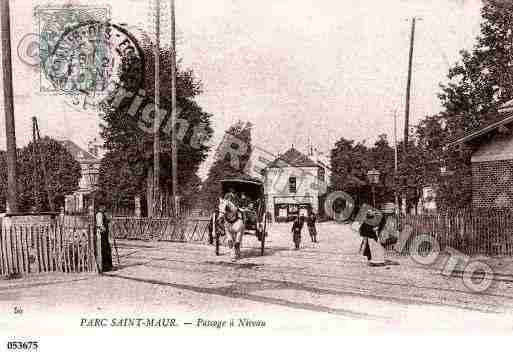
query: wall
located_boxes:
[472,159,513,208]
[471,131,513,209]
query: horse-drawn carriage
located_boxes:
[210,177,268,260]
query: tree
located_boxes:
[14,137,81,212]
[99,42,213,215]
[330,137,368,191]
[199,121,253,210]
[330,137,356,189]
[394,138,424,213]
[96,149,146,210]
[439,0,513,134]
[368,134,395,203]
[412,115,474,210]
[330,135,395,207]
[433,0,513,209]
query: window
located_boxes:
[318,167,325,183]
[289,177,297,193]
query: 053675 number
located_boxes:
[6,341,38,350]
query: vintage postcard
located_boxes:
[1,0,512,356]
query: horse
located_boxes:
[218,197,245,261]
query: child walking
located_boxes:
[291,216,303,249]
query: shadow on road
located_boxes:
[240,246,291,259]
[104,272,388,320]
[203,261,262,269]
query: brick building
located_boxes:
[448,107,513,208]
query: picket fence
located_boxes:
[0,222,97,276]
[391,210,513,256]
[0,213,213,278]
[110,216,211,243]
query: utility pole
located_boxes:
[1,0,19,213]
[403,17,417,153]
[393,109,399,215]
[393,110,398,173]
[170,0,178,217]
[153,0,161,217]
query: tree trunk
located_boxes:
[161,185,170,216]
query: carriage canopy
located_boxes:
[220,177,264,201]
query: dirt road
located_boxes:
[2,222,513,334]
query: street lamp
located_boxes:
[84,164,99,215]
[367,168,380,208]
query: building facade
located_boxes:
[471,130,513,208]
[448,107,513,209]
[263,147,329,222]
[59,140,102,213]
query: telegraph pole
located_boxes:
[403,17,416,153]
[153,0,161,217]
[393,109,399,214]
[170,0,178,216]
[1,0,19,213]
[393,110,398,174]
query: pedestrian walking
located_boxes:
[306,211,318,242]
[96,204,113,272]
[291,215,303,250]
[358,211,386,266]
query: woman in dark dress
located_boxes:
[96,205,113,272]
[358,211,386,263]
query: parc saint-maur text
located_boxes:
[80,318,266,328]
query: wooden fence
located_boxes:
[110,216,211,243]
[391,210,513,256]
[0,222,97,276]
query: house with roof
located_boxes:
[447,104,513,209]
[59,139,102,213]
[263,147,330,222]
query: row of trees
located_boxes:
[329,117,470,212]
[330,0,513,211]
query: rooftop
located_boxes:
[446,111,513,147]
[59,140,99,163]
[267,147,319,168]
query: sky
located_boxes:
[0,0,484,178]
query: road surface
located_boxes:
[2,221,513,335]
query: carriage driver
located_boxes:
[224,187,239,206]
[223,187,246,223]
[240,192,251,209]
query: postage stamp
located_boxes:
[36,5,111,93]
[34,5,144,112]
